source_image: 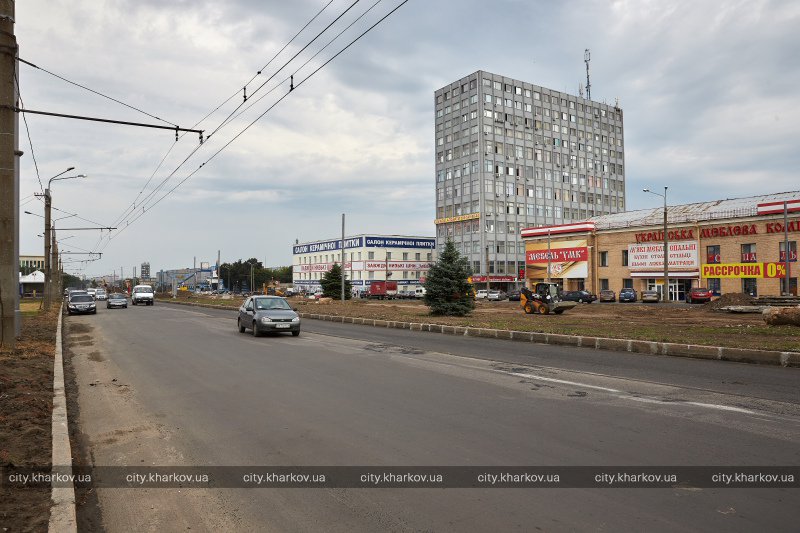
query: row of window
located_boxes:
[437,77,622,122]
[297,270,426,281]
[438,180,622,201]
[436,162,625,187]
[596,242,798,268]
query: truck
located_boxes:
[368,281,398,300]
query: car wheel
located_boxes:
[292,331,300,337]
[578,298,583,303]
[238,319,245,333]
[252,321,260,337]
[686,296,691,304]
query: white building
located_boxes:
[293,235,436,294]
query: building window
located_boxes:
[779,241,798,262]
[600,278,609,290]
[708,278,721,296]
[741,243,757,263]
[599,251,608,267]
[706,245,721,264]
[623,279,633,289]
[742,278,757,296]
[621,250,628,267]
[368,251,375,260]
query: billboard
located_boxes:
[701,263,786,279]
[628,242,699,270]
[525,239,588,279]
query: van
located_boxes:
[414,287,426,299]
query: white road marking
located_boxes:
[510,372,621,393]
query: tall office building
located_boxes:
[140,262,151,280]
[434,71,626,290]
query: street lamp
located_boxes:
[643,187,669,302]
[42,169,87,308]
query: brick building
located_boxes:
[521,192,799,301]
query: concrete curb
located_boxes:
[49,305,77,533]
[159,300,799,367]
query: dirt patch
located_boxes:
[706,293,755,310]
[0,306,60,531]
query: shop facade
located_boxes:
[292,235,436,295]
[521,193,799,300]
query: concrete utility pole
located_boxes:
[643,187,669,302]
[0,0,18,347]
[341,214,345,302]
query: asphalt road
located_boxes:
[65,302,800,532]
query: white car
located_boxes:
[95,288,107,301]
[86,288,97,300]
[131,285,155,306]
[415,287,427,299]
[475,289,488,299]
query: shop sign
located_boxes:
[434,212,480,225]
[470,275,516,282]
[701,263,786,279]
[525,247,588,263]
[699,224,757,239]
[525,239,588,279]
[635,229,694,243]
[766,220,800,234]
[628,242,699,269]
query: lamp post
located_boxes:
[643,187,668,302]
[40,169,86,308]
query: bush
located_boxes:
[320,263,352,299]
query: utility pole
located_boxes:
[784,201,791,295]
[341,214,345,302]
[43,189,51,308]
[0,0,19,347]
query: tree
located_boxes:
[423,240,474,316]
[320,263,352,299]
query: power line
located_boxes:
[14,71,43,192]
[103,0,410,241]
[18,57,179,127]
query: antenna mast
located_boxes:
[584,49,591,100]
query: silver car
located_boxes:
[106,293,128,309]
[238,296,300,337]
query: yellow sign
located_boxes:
[701,263,786,279]
[434,212,480,225]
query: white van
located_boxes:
[414,287,427,299]
[131,285,155,306]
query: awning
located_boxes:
[630,271,700,278]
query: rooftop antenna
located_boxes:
[584,48,591,100]
[578,83,584,98]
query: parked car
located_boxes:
[106,293,128,309]
[67,292,96,315]
[686,287,713,304]
[599,289,616,302]
[86,288,97,300]
[238,296,300,337]
[475,290,489,300]
[641,290,661,303]
[487,290,506,301]
[131,285,155,306]
[95,288,107,301]
[507,290,521,301]
[562,290,597,303]
[415,287,427,299]
[619,288,638,302]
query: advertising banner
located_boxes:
[629,242,699,270]
[525,239,588,279]
[701,263,786,279]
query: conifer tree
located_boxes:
[423,240,474,316]
[320,263,352,299]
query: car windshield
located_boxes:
[110,294,125,299]
[255,298,291,310]
[71,295,93,303]
[693,288,708,292]
[133,287,151,293]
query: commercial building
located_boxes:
[434,70,626,290]
[20,254,44,274]
[521,192,799,300]
[292,235,436,294]
[140,262,151,280]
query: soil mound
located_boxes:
[706,293,754,309]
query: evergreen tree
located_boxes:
[320,263,352,299]
[423,240,474,316]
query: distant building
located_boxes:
[292,235,436,294]
[140,262,151,280]
[20,254,45,274]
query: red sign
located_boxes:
[741,252,757,262]
[636,229,695,243]
[471,275,516,282]
[699,224,757,239]
[764,263,787,278]
[526,247,588,264]
[779,250,798,262]
[707,254,721,264]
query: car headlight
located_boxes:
[260,317,273,324]
[291,316,300,323]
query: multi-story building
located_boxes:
[521,192,799,300]
[292,235,436,295]
[434,71,626,290]
[140,262,151,280]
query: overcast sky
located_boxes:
[16,0,800,278]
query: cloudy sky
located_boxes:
[16,0,800,278]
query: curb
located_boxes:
[159,300,799,367]
[49,305,77,533]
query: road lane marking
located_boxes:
[509,372,621,393]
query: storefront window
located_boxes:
[779,241,797,262]
[742,278,757,296]
[708,278,721,296]
[741,243,757,263]
[623,279,633,289]
[706,245,721,264]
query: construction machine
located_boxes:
[520,283,578,315]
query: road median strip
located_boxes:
[160,299,797,367]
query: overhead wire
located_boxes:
[103,0,409,242]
